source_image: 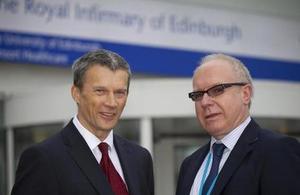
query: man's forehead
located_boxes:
[196,59,234,76]
[193,60,237,87]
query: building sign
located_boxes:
[0,0,300,81]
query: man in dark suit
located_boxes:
[176,53,300,195]
[11,49,154,195]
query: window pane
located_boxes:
[114,119,140,144]
[253,117,300,138]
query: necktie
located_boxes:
[202,143,226,195]
[98,142,129,195]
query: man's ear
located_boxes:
[71,85,80,104]
[242,84,252,105]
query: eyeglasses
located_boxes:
[188,82,247,101]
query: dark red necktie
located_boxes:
[98,142,129,195]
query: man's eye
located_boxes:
[196,93,203,98]
[95,89,105,95]
[115,91,127,98]
[210,86,224,95]
[193,92,203,100]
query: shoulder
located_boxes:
[19,130,63,164]
[113,134,154,174]
[256,128,300,162]
[258,128,299,148]
[247,119,300,151]
[15,131,63,175]
[12,131,65,195]
[114,134,152,156]
[19,121,74,162]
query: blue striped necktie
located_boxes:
[202,143,226,195]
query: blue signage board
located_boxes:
[1,30,300,82]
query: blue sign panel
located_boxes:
[1,30,300,82]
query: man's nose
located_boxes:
[105,93,117,107]
[200,93,213,107]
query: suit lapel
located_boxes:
[212,120,260,195]
[61,121,114,195]
[181,143,210,195]
[114,135,140,195]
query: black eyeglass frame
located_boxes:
[188,82,248,101]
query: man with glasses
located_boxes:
[176,53,300,195]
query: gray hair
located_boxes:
[72,49,132,90]
[195,53,254,106]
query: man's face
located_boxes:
[72,65,129,140]
[193,59,251,139]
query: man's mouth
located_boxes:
[205,113,220,120]
[100,112,115,120]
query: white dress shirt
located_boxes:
[72,115,127,184]
[190,116,251,195]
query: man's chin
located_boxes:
[100,122,118,132]
[205,125,224,138]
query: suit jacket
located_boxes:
[11,121,154,195]
[176,119,300,195]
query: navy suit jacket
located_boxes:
[176,119,300,195]
[11,121,154,195]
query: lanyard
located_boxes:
[198,153,219,195]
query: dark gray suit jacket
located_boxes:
[11,121,154,195]
[176,119,300,195]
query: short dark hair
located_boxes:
[72,49,131,90]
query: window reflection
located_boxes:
[114,119,140,144]
[254,117,300,139]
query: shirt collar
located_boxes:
[72,115,114,151]
[210,116,251,150]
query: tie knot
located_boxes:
[213,143,226,157]
[98,142,109,155]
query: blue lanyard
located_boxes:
[198,153,219,195]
